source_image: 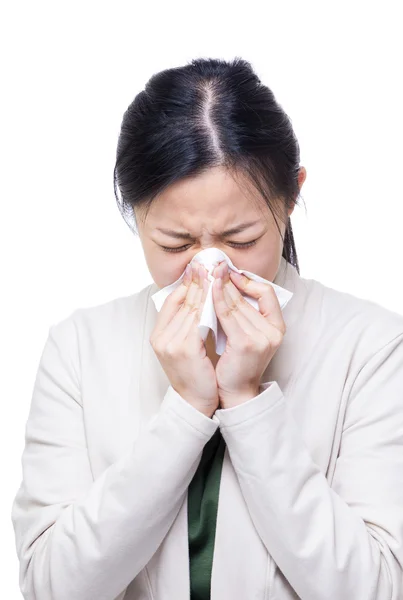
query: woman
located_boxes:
[11,57,403,600]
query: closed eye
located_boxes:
[160,239,259,253]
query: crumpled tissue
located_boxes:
[151,247,293,355]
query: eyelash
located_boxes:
[161,239,259,253]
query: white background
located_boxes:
[2,1,402,596]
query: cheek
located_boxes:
[252,256,278,281]
[141,237,190,288]
[233,245,280,282]
[149,254,191,288]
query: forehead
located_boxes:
[141,166,267,229]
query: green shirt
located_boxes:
[187,427,226,599]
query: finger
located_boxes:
[212,275,258,344]
[222,276,272,332]
[229,270,284,332]
[198,264,210,305]
[170,263,211,348]
[166,304,202,352]
[177,276,210,351]
[158,263,201,342]
[153,262,208,336]
[157,263,208,345]
[183,262,205,311]
[184,269,211,355]
[153,265,193,335]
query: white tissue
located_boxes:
[151,247,293,355]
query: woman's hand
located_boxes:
[150,262,219,418]
[211,261,286,409]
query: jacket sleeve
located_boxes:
[213,333,403,600]
[10,316,219,600]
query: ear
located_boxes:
[297,166,307,192]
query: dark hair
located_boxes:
[113,56,306,274]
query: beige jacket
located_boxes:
[11,256,403,599]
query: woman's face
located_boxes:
[135,165,306,289]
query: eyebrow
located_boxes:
[156,220,260,239]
